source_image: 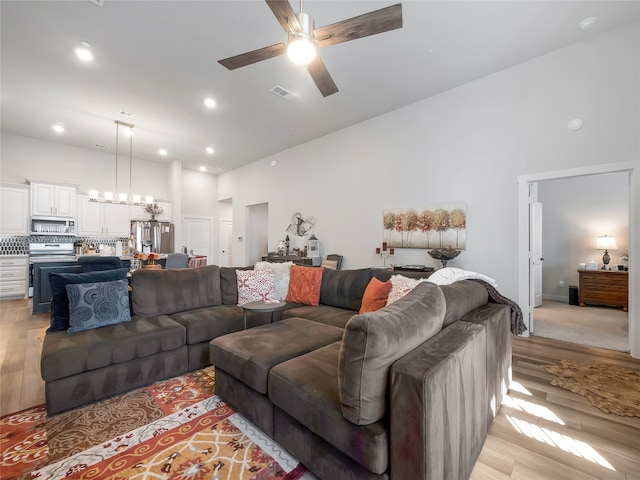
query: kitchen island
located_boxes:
[31,256,138,315]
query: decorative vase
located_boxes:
[150,214,156,221]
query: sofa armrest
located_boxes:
[390,321,487,480]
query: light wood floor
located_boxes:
[1,298,639,479]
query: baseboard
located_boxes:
[541,294,568,303]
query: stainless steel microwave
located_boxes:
[30,216,76,236]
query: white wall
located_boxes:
[181,169,218,217]
[539,173,629,301]
[217,22,640,301]
[1,132,219,220]
[1,132,169,201]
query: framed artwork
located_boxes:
[383,203,467,250]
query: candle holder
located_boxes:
[375,242,395,267]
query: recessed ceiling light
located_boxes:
[75,42,93,62]
[568,118,583,131]
[206,147,214,154]
[204,98,216,109]
[52,122,65,133]
[426,48,436,55]
[159,148,168,156]
[579,17,596,31]
[199,166,207,172]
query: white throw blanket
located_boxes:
[427,267,498,288]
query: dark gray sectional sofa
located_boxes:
[210,268,513,480]
[40,263,514,480]
[41,265,262,414]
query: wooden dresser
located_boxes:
[577,269,628,311]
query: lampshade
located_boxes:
[595,235,617,251]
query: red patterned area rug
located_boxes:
[1,367,306,480]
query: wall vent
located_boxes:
[89,0,104,6]
[270,85,297,100]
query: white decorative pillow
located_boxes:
[254,261,293,301]
[386,274,427,305]
[236,269,276,306]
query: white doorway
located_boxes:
[182,216,213,261]
[530,199,543,309]
[220,218,233,267]
[246,203,268,266]
[517,160,639,359]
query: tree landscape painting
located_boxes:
[383,203,467,250]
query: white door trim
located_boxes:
[517,160,640,358]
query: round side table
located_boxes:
[240,300,286,329]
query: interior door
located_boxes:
[220,219,233,267]
[182,216,213,260]
[530,201,543,308]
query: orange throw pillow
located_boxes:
[286,265,324,306]
[359,277,392,314]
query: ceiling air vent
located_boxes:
[89,0,104,6]
[119,110,140,119]
[270,86,297,101]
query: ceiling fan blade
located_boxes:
[314,3,402,48]
[307,55,338,97]
[265,0,302,33]
[218,43,287,70]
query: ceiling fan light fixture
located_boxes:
[287,36,315,65]
[287,12,316,65]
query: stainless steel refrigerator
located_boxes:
[131,221,174,253]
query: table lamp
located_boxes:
[595,235,617,270]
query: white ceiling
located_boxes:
[1,1,638,174]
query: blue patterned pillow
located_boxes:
[66,279,131,333]
[49,268,128,332]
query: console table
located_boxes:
[261,254,314,266]
[577,269,628,311]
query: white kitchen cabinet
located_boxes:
[0,185,29,235]
[129,201,171,222]
[0,256,28,299]
[30,182,76,217]
[77,195,131,236]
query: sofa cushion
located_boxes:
[210,317,343,394]
[359,277,392,314]
[170,304,245,345]
[131,265,221,316]
[320,268,373,311]
[236,269,276,305]
[286,265,323,306]
[281,304,355,329]
[439,280,489,328]
[254,261,293,301]
[338,282,446,425]
[220,266,253,305]
[48,268,128,332]
[41,315,186,382]
[270,342,389,474]
[67,279,131,333]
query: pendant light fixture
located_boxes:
[89,120,153,205]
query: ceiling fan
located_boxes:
[218,0,403,97]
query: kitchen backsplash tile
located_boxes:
[0,236,128,255]
[0,236,29,255]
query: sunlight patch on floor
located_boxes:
[502,395,565,425]
[508,381,532,396]
[506,415,615,470]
